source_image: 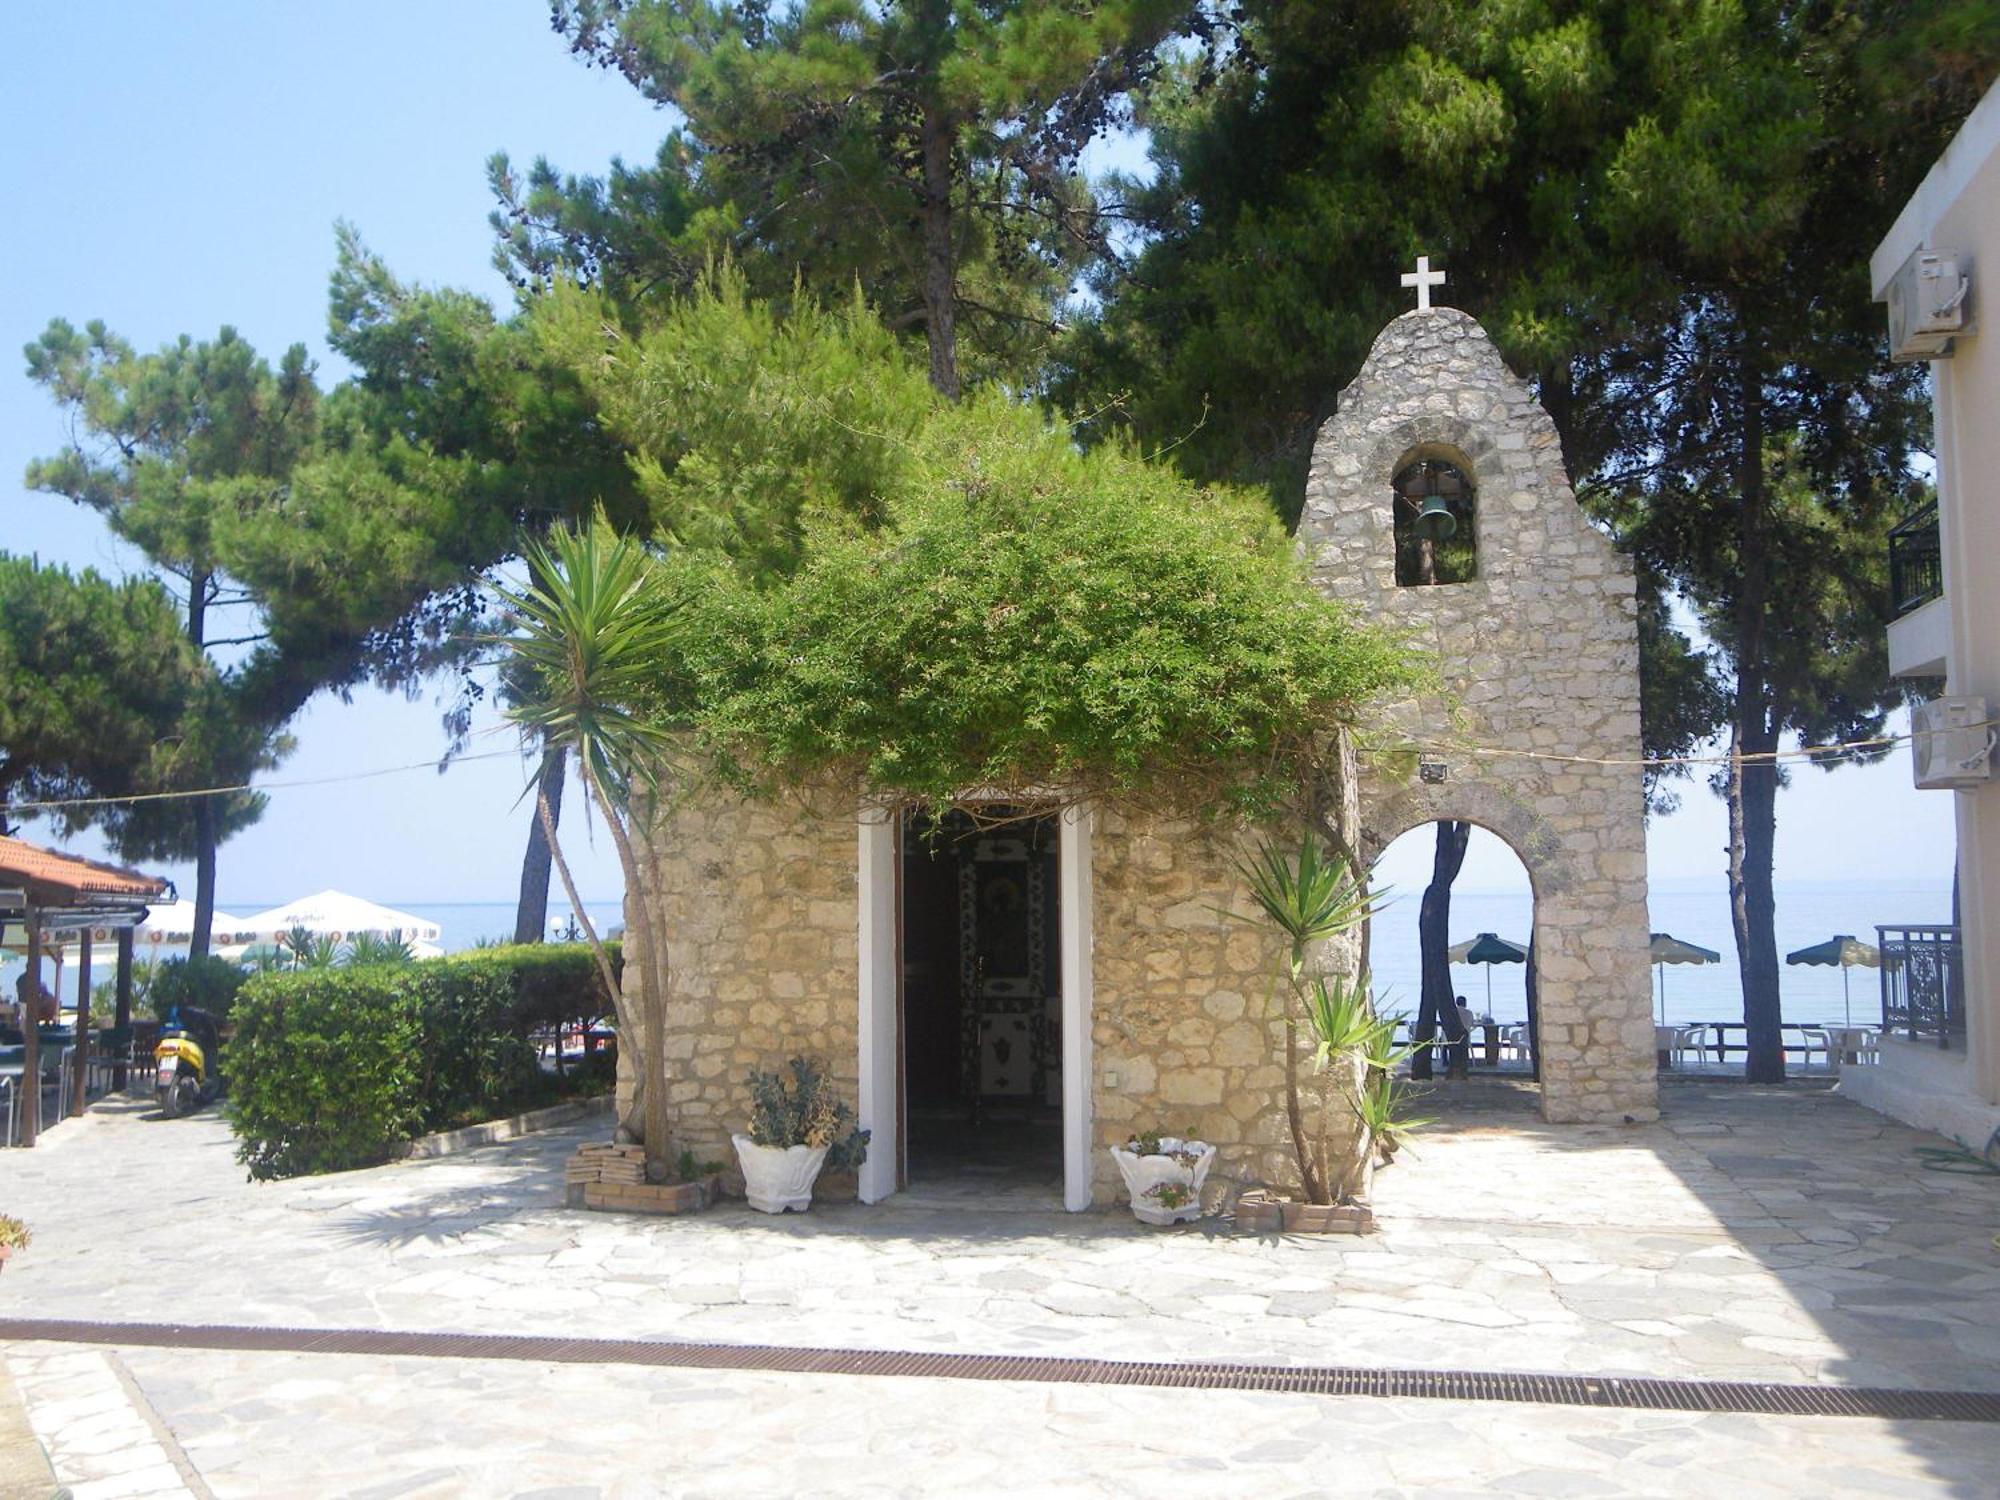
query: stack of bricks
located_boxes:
[565,1143,719,1215]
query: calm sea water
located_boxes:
[1367,878,1955,1029]
[385,900,627,952]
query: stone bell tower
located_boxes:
[1297,267,1658,1125]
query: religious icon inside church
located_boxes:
[1392,454,1478,586]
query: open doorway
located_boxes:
[899,807,1064,1199]
[1371,822,1540,1110]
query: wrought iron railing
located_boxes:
[1888,502,1943,620]
[1878,924,1964,1046]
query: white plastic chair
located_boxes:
[1671,1024,1715,1068]
[1794,1028,1832,1073]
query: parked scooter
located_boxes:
[155,1004,222,1118]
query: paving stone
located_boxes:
[7,1083,2000,1493]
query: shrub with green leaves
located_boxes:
[149,954,248,1022]
[652,374,1422,817]
[228,958,561,1181]
[228,969,422,1180]
[446,940,620,1037]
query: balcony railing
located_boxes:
[1889,502,1943,620]
[1878,924,1964,1047]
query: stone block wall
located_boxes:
[1088,806,1365,1205]
[1297,306,1657,1124]
[631,789,1369,1210]
[623,789,862,1193]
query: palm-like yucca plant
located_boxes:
[346,930,415,967]
[494,516,680,1176]
[284,926,343,970]
[1232,836,1387,1204]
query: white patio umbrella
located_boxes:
[1649,932,1720,1025]
[136,899,252,949]
[237,890,442,946]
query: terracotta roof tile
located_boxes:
[0,835,169,901]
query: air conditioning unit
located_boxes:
[1887,249,1971,362]
[1913,696,1994,790]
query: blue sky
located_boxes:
[1,4,1957,915]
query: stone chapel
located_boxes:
[628,290,1658,1212]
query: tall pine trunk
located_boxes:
[1729,348,1786,1083]
[186,569,217,960]
[918,98,960,400]
[513,744,566,944]
[1410,821,1470,1080]
[1728,711,1786,1081]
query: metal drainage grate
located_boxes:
[5,1319,1999,1424]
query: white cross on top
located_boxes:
[1401,254,1446,311]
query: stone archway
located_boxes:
[1301,306,1658,1125]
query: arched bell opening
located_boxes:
[1391,446,1478,587]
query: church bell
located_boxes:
[1412,495,1457,541]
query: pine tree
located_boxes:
[505,0,1190,394]
[1067,0,1996,1082]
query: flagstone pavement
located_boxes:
[4,1080,2000,1496]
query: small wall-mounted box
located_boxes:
[1887,248,1972,361]
[1912,696,1994,790]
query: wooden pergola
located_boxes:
[0,835,169,1147]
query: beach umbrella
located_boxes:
[136,899,253,951]
[1649,932,1720,1026]
[236,890,442,946]
[1447,931,1527,1012]
[1785,934,1882,1028]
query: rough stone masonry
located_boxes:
[628,302,1658,1210]
[1298,305,1658,1124]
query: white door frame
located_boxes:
[856,801,1094,1210]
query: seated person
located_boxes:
[14,970,57,1027]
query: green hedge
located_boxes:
[229,952,597,1180]
[150,954,248,1022]
[444,940,620,1036]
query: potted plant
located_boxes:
[1110,1130,1217,1225]
[0,1215,29,1272]
[732,1057,869,1213]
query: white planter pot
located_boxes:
[1109,1138,1217,1225]
[732,1134,830,1214]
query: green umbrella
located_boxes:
[1447,931,1527,1012]
[1649,932,1720,1026]
[1785,934,1882,1028]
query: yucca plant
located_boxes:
[347,931,415,967]
[1232,835,1381,1204]
[284,927,342,970]
[494,515,681,1177]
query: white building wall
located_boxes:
[1856,80,2000,1149]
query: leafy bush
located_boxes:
[745,1057,869,1173]
[229,960,553,1181]
[653,373,1422,818]
[445,940,620,1038]
[149,954,248,1022]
